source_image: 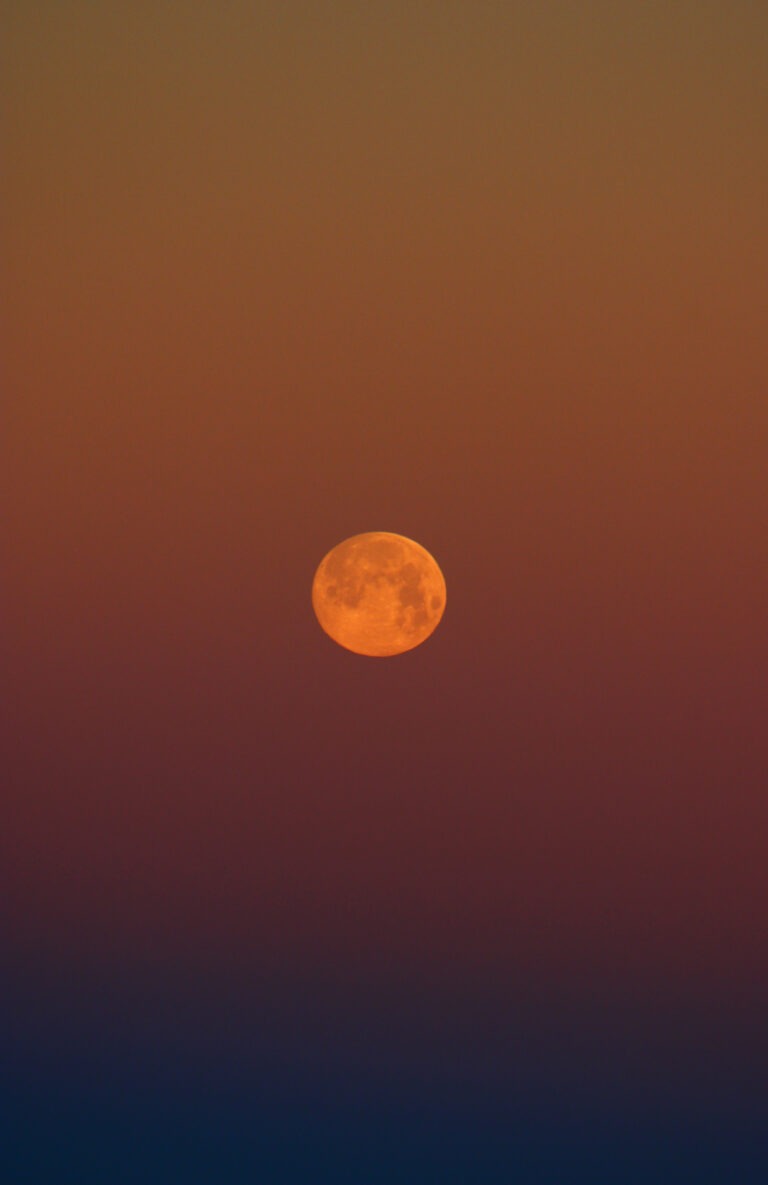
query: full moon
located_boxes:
[312,532,447,657]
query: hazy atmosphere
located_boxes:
[4,3,768,1180]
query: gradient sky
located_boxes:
[4,3,768,1181]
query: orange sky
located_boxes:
[4,5,768,1176]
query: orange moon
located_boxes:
[312,532,447,657]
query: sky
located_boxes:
[4,3,768,1180]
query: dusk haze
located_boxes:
[4,3,767,1181]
